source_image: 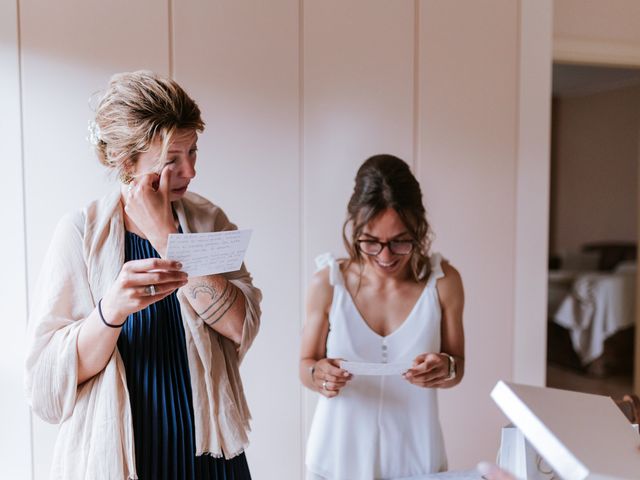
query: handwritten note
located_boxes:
[166,229,252,277]
[340,361,412,376]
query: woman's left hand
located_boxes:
[124,165,177,255]
[403,352,450,388]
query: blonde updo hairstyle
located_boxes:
[92,70,205,181]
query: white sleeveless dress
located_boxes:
[306,253,448,480]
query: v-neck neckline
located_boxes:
[342,279,430,340]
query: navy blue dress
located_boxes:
[117,230,251,480]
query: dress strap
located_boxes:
[426,253,446,288]
[315,252,344,286]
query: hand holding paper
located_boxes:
[165,229,252,277]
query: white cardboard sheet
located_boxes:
[491,380,640,480]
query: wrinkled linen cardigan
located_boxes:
[24,189,261,480]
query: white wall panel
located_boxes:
[6,0,561,475]
[0,1,32,478]
[514,0,552,387]
[303,0,415,266]
[554,0,640,65]
[419,0,519,468]
[555,0,640,45]
[302,0,416,458]
[19,1,169,477]
[173,1,301,477]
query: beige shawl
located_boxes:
[24,189,261,479]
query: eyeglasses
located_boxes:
[356,239,414,256]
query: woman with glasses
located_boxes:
[300,154,465,479]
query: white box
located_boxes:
[491,381,640,480]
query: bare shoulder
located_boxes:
[339,259,364,291]
[307,267,334,315]
[437,260,464,306]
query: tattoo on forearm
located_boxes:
[191,280,238,324]
[206,287,239,326]
[189,283,217,301]
[193,280,230,316]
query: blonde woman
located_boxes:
[300,155,465,479]
[25,71,261,480]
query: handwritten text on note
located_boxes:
[166,229,252,277]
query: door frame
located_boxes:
[513,0,553,386]
[518,2,640,391]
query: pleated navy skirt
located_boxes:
[117,230,251,480]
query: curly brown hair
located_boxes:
[342,154,433,282]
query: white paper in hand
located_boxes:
[166,229,252,277]
[340,361,411,376]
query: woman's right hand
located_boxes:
[312,358,352,398]
[100,258,188,322]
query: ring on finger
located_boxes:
[322,380,328,391]
[127,183,134,194]
[144,284,157,296]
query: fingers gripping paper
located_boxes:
[166,229,252,277]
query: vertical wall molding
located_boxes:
[412,0,420,175]
[513,0,553,385]
[0,0,32,477]
[168,0,174,77]
[17,0,30,334]
[634,127,640,395]
[16,0,34,475]
[298,1,306,478]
